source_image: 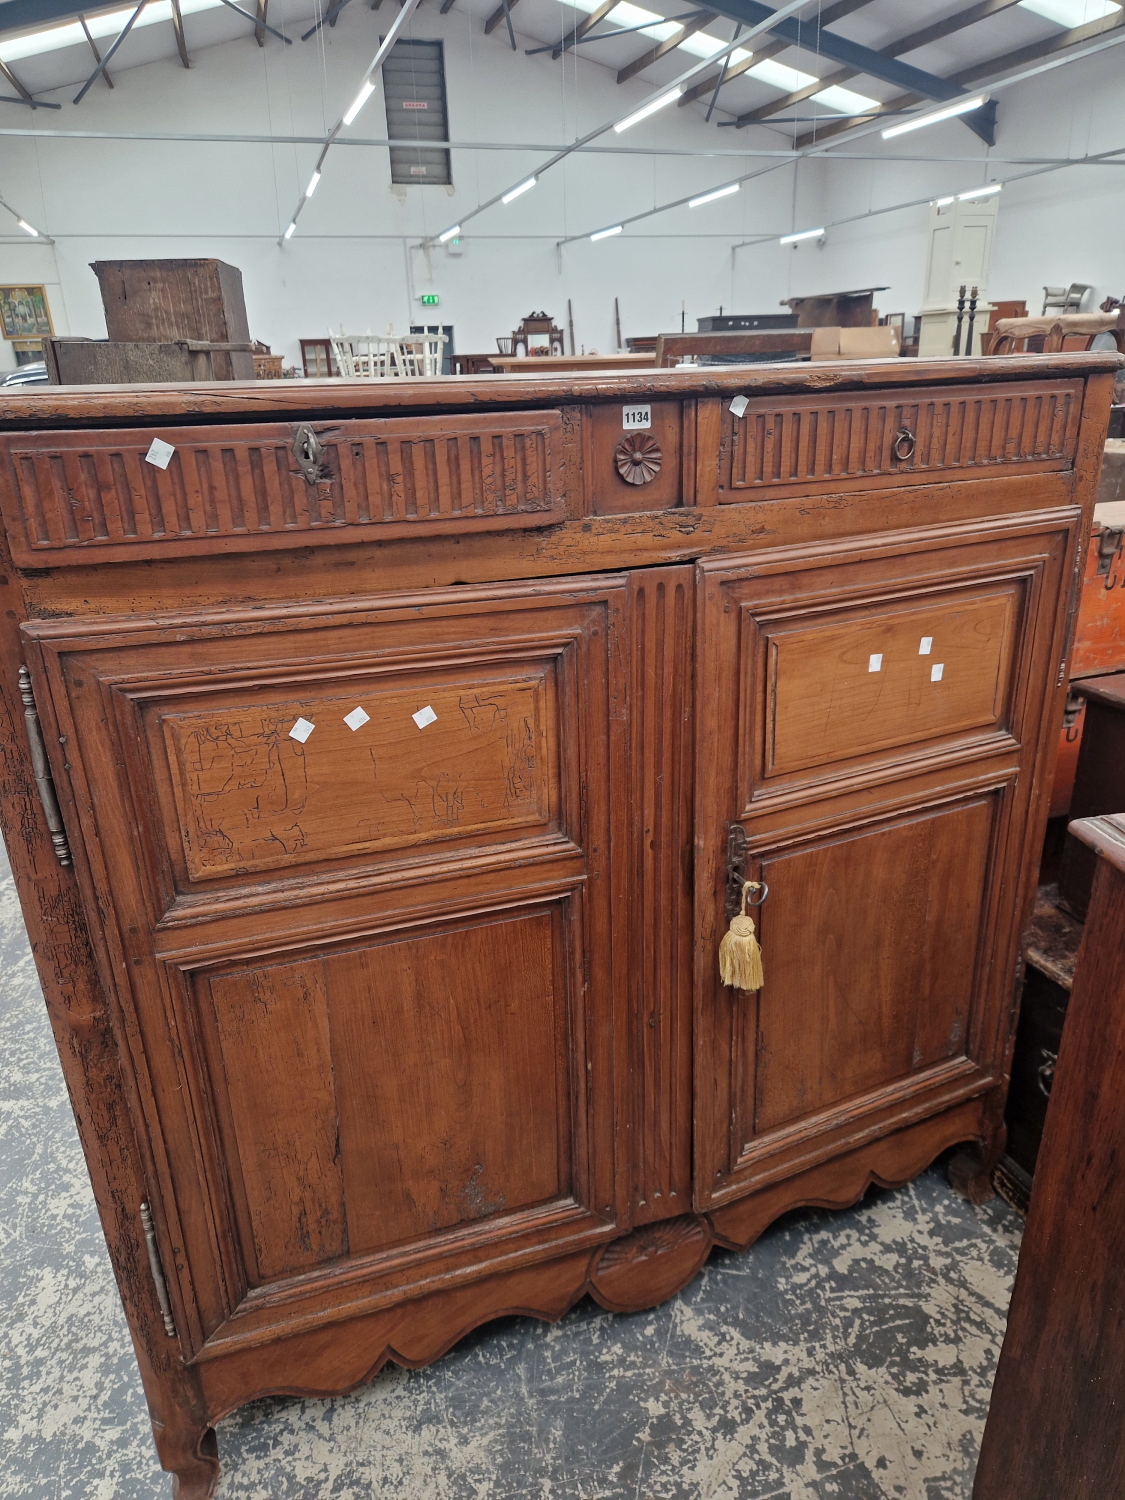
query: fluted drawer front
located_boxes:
[719,379,1082,500]
[0,409,568,565]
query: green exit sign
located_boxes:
[418,293,440,306]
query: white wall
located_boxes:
[0,2,1120,372]
[805,39,1125,322]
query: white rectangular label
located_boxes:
[930,663,944,682]
[868,653,883,673]
[622,405,651,430]
[145,437,175,469]
[343,706,370,731]
[729,395,749,418]
[288,717,315,743]
[919,636,933,655]
[412,704,437,729]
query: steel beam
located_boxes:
[215,0,291,42]
[711,0,968,100]
[484,0,518,35]
[73,1,146,103]
[78,14,114,86]
[729,0,1022,128]
[302,0,351,41]
[616,12,717,85]
[794,8,1125,148]
[678,0,871,105]
[170,0,191,66]
[551,0,617,58]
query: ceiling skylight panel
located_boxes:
[811,83,880,114]
[1017,0,1120,26]
[0,0,223,62]
[747,58,818,91]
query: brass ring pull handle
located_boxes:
[744,882,768,906]
[293,423,326,484]
[892,426,916,462]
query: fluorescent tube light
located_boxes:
[590,225,623,241]
[932,196,956,207]
[342,78,376,127]
[689,182,740,208]
[882,95,986,139]
[305,171,321,199]
[780,227,824,245]
[438,224,461,243]
[614,87,681,133]
[16,219,39,236]
[284,222,296,240]
[958,183,1002,200]
[502,176,537,205]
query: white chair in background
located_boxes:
[395,333,446,377]
[328,330,398,379]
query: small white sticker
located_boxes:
[919,636,933,655]
[289,717,315,743]
[622,405,651,430]
[412,704,437,729]
[145,437,175,469]
[343,706,370,731]
[931,663,944,682]
[868,653,883,672]
[729,395,749,418]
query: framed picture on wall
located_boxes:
[0,285,53,340]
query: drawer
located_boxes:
[715,379,1082,501]
[0,409,572,566]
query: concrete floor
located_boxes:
[0,835,1021,1499]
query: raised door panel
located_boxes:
[694,515,1076,1209]
[748,798,993,1139]
[200,905,574,1286]
[23,578,625,1354]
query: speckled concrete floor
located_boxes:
[0,833,1020,1500]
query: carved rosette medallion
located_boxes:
[614,432,662,485]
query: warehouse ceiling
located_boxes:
[0,0,1119,142]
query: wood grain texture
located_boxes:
[974,814,1125,1499]
[718,380,1082,502]
[0,410,571,564]
[627,569,694,1223]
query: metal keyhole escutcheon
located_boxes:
[615,432,662,485]
[293,423,326,484]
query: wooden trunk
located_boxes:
[0,354,1116,1497]
[90,259,254,380]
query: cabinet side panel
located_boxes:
[629,568,695,1223]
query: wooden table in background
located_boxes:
[487,354,655,373]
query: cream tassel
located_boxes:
[719,881,764,992]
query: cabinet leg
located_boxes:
[152,1418,220,1499]
[947,1121,1007,1206]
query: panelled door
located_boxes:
[693,513,1077,1209]
[24,576,627,1357]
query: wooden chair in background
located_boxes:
[987,310,1124,355]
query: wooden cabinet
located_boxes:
[0,354,1116,1497]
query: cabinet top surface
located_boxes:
[0,351,1118,428]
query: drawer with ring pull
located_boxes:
[714,379,1083,502]
[0,409,572,566]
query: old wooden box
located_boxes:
[90,259,254,380]
[0,352,1116,1496]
